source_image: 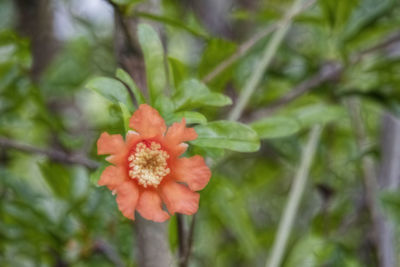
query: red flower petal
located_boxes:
[98,165,127,190]
[97,132,125,155]
[116,181,139,220]
[173,156,211,191]
[126,130,141,147]
[105,154,126,166]
[96,104,211,223]
[163,119,197,156]
[160,181,199,215]
[129,104,167,138]
[165,118,197,145]
[136,190,170,222]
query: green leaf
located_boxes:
[119,102,131,133]
[173,79,232,110]
[168,215,179,251]
[115,68,145,105]
[86,76,134,111]
[341,0,397,45]
[39,162,71,198]
[154,94,175,117]
[137,12,208,39]
[168,57,187,89]
[289,104,347,128]
[137,24,167,103]
[335,0,359,31]
[380,190,400,224]
[190,120,260,152]
[199,38,237,87]
[251,116,301,139]
[319,0,359,32]
[211,177,258,258]
[166,111,207,125]
[111,0,143,6]
[70,167,90,201]
[90,164,107,185]
[286,234,336,267]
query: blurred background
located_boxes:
[1,0,400,266]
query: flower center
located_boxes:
[128,141,170,188]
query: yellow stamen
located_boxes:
[128,142,170,188]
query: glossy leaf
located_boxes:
[138,23,167,103]
[39,162,71,199]
[137,12,208,39]
[211,177,258,258]
[173,79,232,110]
[199,38,237,87]
[154,94,175,117]
[286,234,336,267]
[341,0,396,45]
[115,68,145,105]
[166,111,207,125]
[251,116,301,139]
[289,104,347,128]
[90,164,107,184]
[190,120,260,152]
[119,102,131,133]
[86,76,134,111]
[168,57,187,89]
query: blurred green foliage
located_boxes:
[1,0,400,266]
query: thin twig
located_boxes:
[177,214,187,266]
[135,11,209,39]
[249,31,400,122]
[202,26,276,84]
[265,125,322,267]
[202,0,316,84]
[228,0,313,121]
[350,32,400,63]
[182,2,316,264]
[181,214,196,267]
[249,62,342,120]
[105,0,138,54]
[0,137,99,169]
[345,98,386,267]
[115,76,138,108]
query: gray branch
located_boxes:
[248,31,400,122]
[377,113,400,267]
[0,136,99,170]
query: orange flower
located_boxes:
[97,104,211,222]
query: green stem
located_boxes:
[228,0,308,121]
[266,125,322,267]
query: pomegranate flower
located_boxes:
[97,104,211,222]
